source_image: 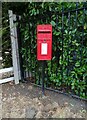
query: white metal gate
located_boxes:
[0,10,21,84]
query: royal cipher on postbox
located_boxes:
[37,24,52,60]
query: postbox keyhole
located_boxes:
[44,39,46,42]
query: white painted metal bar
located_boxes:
[13,14,21,80]
[0,77,14,84]
[0,67,13,74]
[8,10,19,84]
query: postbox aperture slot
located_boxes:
[38,31,51,33]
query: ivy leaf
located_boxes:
[65,30,68,34]
[84,23,87,30]
[76,43,79,46]
[75,62,80,67]
[83,73,87,80]
[50,21,56,27]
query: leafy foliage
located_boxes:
[19,2,87,99]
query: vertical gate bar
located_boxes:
[35,61,37,84]
[50,12,52,76]
[38,68,41,85]
[80,4,85,66]
[16,16,25,81]
[35,21,38,84]
[34,43,37,85]
[51,60,52,74]
[67,12,70,77]
[61,5,64,82]
[25,19,29,77]
[56,14,58,76]
[13,14,21,81]
[31,16,35,81]
[34,61,36,83]
[82,4,86,96]
[73,3,78,68]
[75,3,78,36]
[31,30,33,77]
[46,62,49,87]
[32,18,35,81]
[37,61,40,85]
[27,18,31,78]
[22,19,27,81]
[27,19,30,77]
[34,32,37,83]
[25,22,28,79]
[70,12,73,92]
[28,20,32,78]
[76,3,80,96]
[73,3,78,95]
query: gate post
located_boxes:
[13,14,21,80]
[8,10,20,84]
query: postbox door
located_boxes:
[37,39,52,60]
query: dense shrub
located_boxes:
[19,2,87,98]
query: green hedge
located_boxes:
[20,2,87,98]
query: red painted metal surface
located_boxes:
[37,24,52,60]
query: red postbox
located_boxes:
[37,24,52,60]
